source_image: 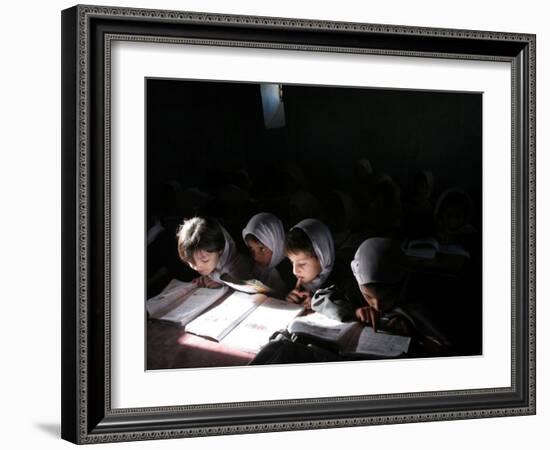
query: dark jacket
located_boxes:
[310,284,358,322]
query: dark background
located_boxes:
[146,80,482,212]
[146,78,483,356]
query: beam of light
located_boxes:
[260,83,286,129]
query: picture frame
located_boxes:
[61,4,536,444]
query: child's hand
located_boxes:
[204,278,223,289]
[286,289,310,304]
[192,276,223,289]
[302,294,312,311]
[387,316,412,337]
[192,276,206,287]
[355,305,379,332]
[286,281,312,307]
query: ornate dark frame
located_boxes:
[61,4,536,444]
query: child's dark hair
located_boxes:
[177,217,225,263]
[364,282,402,305]
[285,227,316,258]
[244,234,261,245]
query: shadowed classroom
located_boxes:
[145,79,483,369]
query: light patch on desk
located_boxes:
[221,298,302,353]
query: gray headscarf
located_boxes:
[209,224,253,283]
[291,219,335,292]
[351,238,405,286]
[242,213,286,270]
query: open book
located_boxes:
[402,237,470,260]
[288,313,411,358]
[146,279,229,326]
[185,291,304,353]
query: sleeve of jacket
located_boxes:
[310,285,356,322]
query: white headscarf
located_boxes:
[351,238,405,286]
[291,219,335,292]
[209,224,252,283]
[242,213,286,270]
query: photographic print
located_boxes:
[145,79,483,370]
[62,5,534,443]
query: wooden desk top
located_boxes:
[147,319,254,370]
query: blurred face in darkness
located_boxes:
[441,203,466,231]
[414,176,431,200]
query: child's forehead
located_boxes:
[287,250,315,261]
[245,235,264,246]
[193,249,216,259]
[361,283,394,297]
[360,284,375,295]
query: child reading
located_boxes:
[434,187,476,245]
[351,238,407,331]
[242,212,287,296]
[404,170,436,238]
[285,218,335,308]
[177,216,253,288]
[351,237,448,355]
[366,173,402,235]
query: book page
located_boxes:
[221,298,303,353]
[353,327,411,357]
[158,286,229,326]
[287,313,357,344]
[146,279,196,318]
[185,292,265,341]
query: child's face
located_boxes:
[287,251,322,285]
[359,284,395,313]
[245,237,273,268]
[414,178,430,199]
[441,204,466,231]
[187,249,221,276]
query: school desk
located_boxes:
[147,319,254,370]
